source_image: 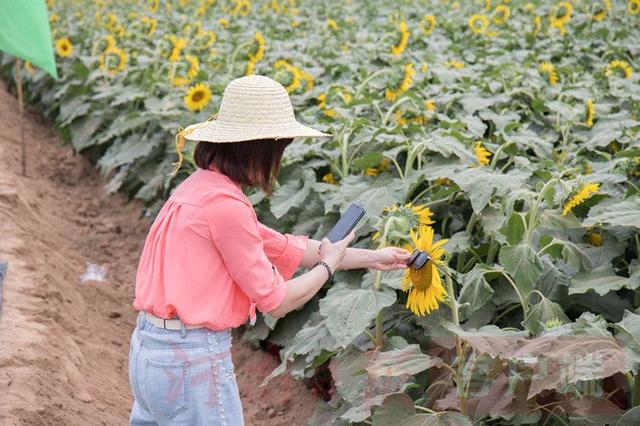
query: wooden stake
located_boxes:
[14,60,26,177]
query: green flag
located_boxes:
[0,0,58,79]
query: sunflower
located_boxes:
[231,0,251,16]
[99,46,127,76]
[629,0,640,15]
[420,63,428,73]
[218,17,230,28]
[246,32,266,75]
[373,202,435,243]
[586,229,604,247]
[300,70,314,91]
[141,16,157,36]
[550,2,573,35]
[525,2,536,12]
[539,61,559,85]
[562,182,599,216]
[274,59,303,93]
[322,172,337,185]
[445,59,464,69]
[391,21,410,57]
[468,14,489,34]
[102,34,116,51]
[148,0,159,13]
[402,226,448,316]
[533,15,542,35]
[420,15,436,35]
[186,55,199,79]
[326,18,338,30]
[585,99,595,128]
[55,37,73,57]
[199,30,217,49]
[474,141,491,166]
[593,2,609,21]
[364,158,391,176]
[492,5,510,24]
[184,83,212,112]
[25,61,36,74]
[425,99,436,112]
[168,36,188,62]
[385,63,415,102]
[606,60,633,80]
[317,93,336,117]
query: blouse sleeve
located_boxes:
[257,222,309,280]
[204,195,287,314]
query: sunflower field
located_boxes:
[2,0,640,423]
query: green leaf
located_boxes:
[458,264,497,320]
[584,196,640,229]
[69,114,104,151]
[269,174,312,219]
[522,294,569,335]
[617,406,640,426]
[351,151,384,171]
[499,243,543,298]
[501,212,527,245]
[58,96,91,126]
[461,115,487,138]
[447,168,530,214]
[319,284,396,348]
[322,174,408,219]
[97,133,156,174]
[612,310,640,373]
[372,394,416,426]
[538,236,592,270]
[331,346,411,422]
[365,344,443,377]
[399,413,473,426]
[261,313,337,386]
[568,265,629,296]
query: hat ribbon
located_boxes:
[170,112,218,176]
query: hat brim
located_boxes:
[183,119,332,143]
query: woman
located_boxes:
[128,75,411,425]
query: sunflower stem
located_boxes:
[486,236,499,265]
[373,224,391,348]
[354,68,393,101]
[443,264,466,416]
[227,39,253,77]
[382,96,412,126]
[501,271,528,316]
[526,176,556,245]
[456,212,478,272]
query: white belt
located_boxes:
[144,312,207,330]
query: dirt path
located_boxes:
[0,81,316,425]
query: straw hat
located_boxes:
[182,75,331,143]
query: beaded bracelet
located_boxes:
[313,260,334,283]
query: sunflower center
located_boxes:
[191,90,205,102]
[556,6,568,19]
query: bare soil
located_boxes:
[0,81,316,425]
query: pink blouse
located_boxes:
[133,167,309,330]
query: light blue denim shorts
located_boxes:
[128,311,244,425]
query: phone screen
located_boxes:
[326,203,366,243]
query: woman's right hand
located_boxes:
[317,231,355,271]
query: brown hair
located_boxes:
[194,138,293,194]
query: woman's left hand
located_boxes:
[370,247,412,271]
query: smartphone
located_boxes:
[326,203,366,243]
